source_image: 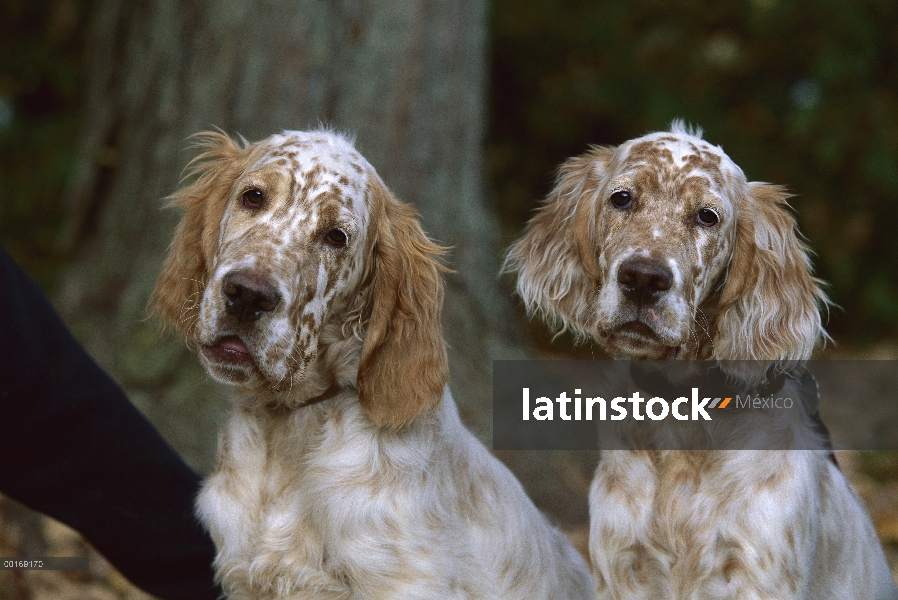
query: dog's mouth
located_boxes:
[606,321,679,359]
[618,321,658,340]
[199,331,309,390]
[202,335,254,368]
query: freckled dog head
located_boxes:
[505,121,829,362]
[153,130,448,428]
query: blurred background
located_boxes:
[1,0,896,597]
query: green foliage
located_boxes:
[489,0,898,344]
[0,0,91,289]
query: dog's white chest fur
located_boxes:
[589,450,897,600]
[198,390,593,600]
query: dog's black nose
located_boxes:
[617,258,672,305]
[223,270,281,322]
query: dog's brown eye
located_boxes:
[696,208,720,226]
[610,191,633,209]
[242,189,265,209]
[325,229,347,249]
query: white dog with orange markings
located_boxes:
[506,122,897,599]
[153,129,593,600]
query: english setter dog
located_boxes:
[506,122,898,599]
[153,130,593,599]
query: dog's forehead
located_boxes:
[616,131,743,194]
[252,130,372,207]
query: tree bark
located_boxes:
[59,0,522,472]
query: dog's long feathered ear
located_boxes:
[151,131,244,337]
[713,183,829,362]
[357,179,449,430]
[503,146,614,335]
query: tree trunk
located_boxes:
[57,0,590,531]
[59,0,519,471]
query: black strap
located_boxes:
[629,361,838,466]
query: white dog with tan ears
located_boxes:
[506,122,898,600]
[153,129,593,599]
